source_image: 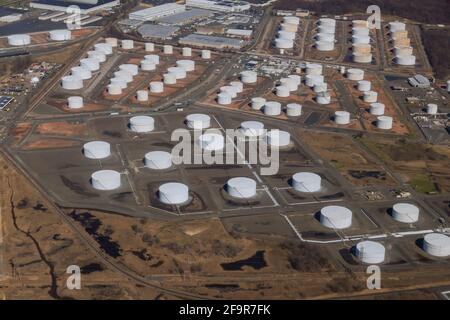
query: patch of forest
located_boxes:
[274,0,450,24]
[421,28,450,80]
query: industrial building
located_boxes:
[30,0,120,14]
[129,3,186,21]
[179,33,244,49]
[408,74,431,88]
[0,8,23,23]
[156,8,214,26]
[137,24,180,40]
[186,0,251,12]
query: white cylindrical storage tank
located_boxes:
[320,205,352,229]
[119,64,139,76]
[265,130,290,147]
[305,74,324,87]
[217,92,232,105]
[8,34,31,46]
[391,30,408,40]
[346,68,364,81]
[317,25,335,34]
[80,58,100,71]
[136,90,149,102]
[389,21,406,33]
[227,177,257,199]
[114,70,133,83]
[88,50,106,63]
[377,116,393,130]
[274,38,294,49]
[230,81,244,93]
[316,40,334,51]
[352,35,370,44]
[319,18,336,28]
[284,16,300,25]
[107,84,122,95]
[61,76,83,90]
[275,85,290,97]
[83,141,110,159]
[167,67,186,79]
[145,42,154,52]
[316,92,331,105]
[313,83,327,93]
[286,103,302,117]
[150,81,164,93]
[287,74,301,86]
[357,80,371,92]
[163,45,173,54]
[316,32,335,42]
[240,121,265,137]
[352,27,370,36]
[182,47,192,56]
[393,37,411,47]
[94,43,113,55]
[353,53,372,63]
[129,116,154,133]
[446,80,450,93]
[164,73,177,85]
[144,151,172,170]
[105,37,118,47]
[110,77,127,89]
[392,203,420,223]
[355,241,385,264]
[363,91,378,103]
[71,66,92,80]
[91,170,121,190]
[240,71,257,84]
[186,113,211,129]
[49,29,71,41]
[334,111,350,125]
[67,96,83,109]
[198,133,224,151]
[141,60,156,71]
[396,55,416,66]
[220,85,238,98]
[251,97,266,110]
[305,63,323,75]
[292,172,321,192]
[423,233,450,257]
[353,43,371,54]
[158,182,189,205]
[144,54,160,65]
[201,49,211,59]
[264,101,282,116]
[426,103,438,115]
[353,20,368,28]
[280,23,298,32]
[370,103,385,115]
[394,46,413,56]
[176,59,195,72]
[278,30,296,40]
[121,39,134,49]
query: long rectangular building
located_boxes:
[186,0,250,12]
[179,33,244,49]
[129,3,186,21]
[30,0,120,14]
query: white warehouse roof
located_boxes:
[129,3,186,21]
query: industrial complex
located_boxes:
[0,0,449,302]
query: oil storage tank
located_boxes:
[265,130,290,147]
[201,50,211,59]
[71,66,92,80]
[176,60,195,72]
[334,111,350,125]
[129,116,155,132]
[286,103,302,117]
[91,170,121,190]
[67,96,83,109]
[346,68,364,81]
[274,38,294,49]
[240,71,257,84]
[94,43,113,55]
[186,114,211,129]
[80,58,100,71]
[144,151,172,169]
[316,40,335,51]
[240,121,265,137]
[198,133,225,151]
[292,172,321,192]
[423,233,450,257]
[121,39,134,49]
[163,73,177,85]
[8,34,31,46]
[141,60,156,71]
[264,101,282,115]
[150,81,164,93]
[226,177,257,199]
[370,103,385,115]
[251,97,266,110]
[357,80,371,92]
[119,64,139,76]
[376,116,393,129]
[83,141,110,159]
[320,205,352,229]
[163,44,173,54]
[395,55,416,66]
[355,241,385,264]
[144,54,160,65]
[49,29,71,41]
[136,90,149,102]
[61,76,83,90]
[392,203,419,223]
[158,182,189,205]
[363,91,378,103]
[217,92,232,105]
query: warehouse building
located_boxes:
[186,0,250,12]
[408,74,430,88]
[179,33,244,49]
[129,3,186,21]
[156,8,214,26]
[137,24,179,39]
[30,0,120,14]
